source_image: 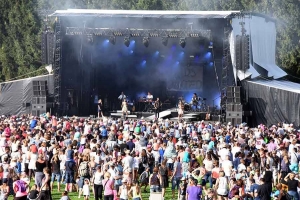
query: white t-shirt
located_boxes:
[255,139,265,150]
[122,156,134,170]
[232,146,241,157]
[219,148,230,161]
[203,159,214,171]
[222,160,233,177]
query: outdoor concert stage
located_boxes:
[49,10,238,117]
[109,108,216,122]
[2,10,298,127]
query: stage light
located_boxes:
[176,61,179,65]
[130,50,134,54]
[143,37,149,47]
[109,36,116,45]
[209,41,213,49]
[179,38,186,48]
[209,62,214,67]
[162,37,168,46]
[124,37,130,47]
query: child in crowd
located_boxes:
[28,184,39,200]
[83,179,90,200]
[60,191,70,200]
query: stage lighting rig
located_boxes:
[179,38,186,48]
[124,36,130,47]
[109,36,116,45]
[162,37,168,46]
[143,37,149,47]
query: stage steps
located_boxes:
[144,110,172,120]
[110,113,137,118]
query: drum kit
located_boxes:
[181,97,207,112]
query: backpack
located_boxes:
[15,180,27,193]
[228,185,240,199]
[79,161,90,177]
[148,153,155,165]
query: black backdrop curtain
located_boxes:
[242,80,300,127]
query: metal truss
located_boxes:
[65,27,211,39]
[53,17,62,113]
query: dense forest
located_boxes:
[0,0,300,81]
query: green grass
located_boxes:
[8,182,177,200]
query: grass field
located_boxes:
[8,182,178,200]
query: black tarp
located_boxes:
[0,75,54,116]
[242,80,300,127]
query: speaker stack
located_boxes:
[31,81,47,116]
[226,86,243,125]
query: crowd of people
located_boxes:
[0,113,299,200]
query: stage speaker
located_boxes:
[226,111,242,118]
[33,81,47,97]
[41,31,55,65]
[226,117,243,126]
[226,104,242,112]
[32,96,46,116]
[226,86,241,104]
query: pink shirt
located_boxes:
[102,179,114,195]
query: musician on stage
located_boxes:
[121,99,128,119]
[118,92,126,101]
[178,99,184,121]
[97,99,103,118]
[191,93,198,111]
[154,97,161,119]
[146,92,153,101]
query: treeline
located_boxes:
[0,0,299,81]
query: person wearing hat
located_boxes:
[118,179,129,200]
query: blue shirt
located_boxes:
[101,129,108,137]
[30,119,37,129]
[225,135,231,144]
[250,184,260,200]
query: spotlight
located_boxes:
[162,37,168,46]
[179,38,186,48]
[143,37,149,47]
[109,36,116,45]
[124,36,130,47]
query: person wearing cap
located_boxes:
[118,179,129,200]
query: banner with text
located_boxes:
[167,65,203,91]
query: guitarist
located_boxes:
[154,97,162,119]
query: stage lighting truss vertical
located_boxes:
[54,17,62,112]
[221,27,232,115]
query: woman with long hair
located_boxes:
[50,153,61,192]
[97,99,103,118]
[128,181,142,200]
[149,167,161,193]
[93,166,104,200]
[158,159,169,198]
[121,99,128,119]
[35,154,46,190]
[178,100,184,121]
[215,171,228,200]
[102,172,114,200]
[39,167,51,200]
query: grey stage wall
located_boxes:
[242,80,300,127]
[0,75,54,116]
